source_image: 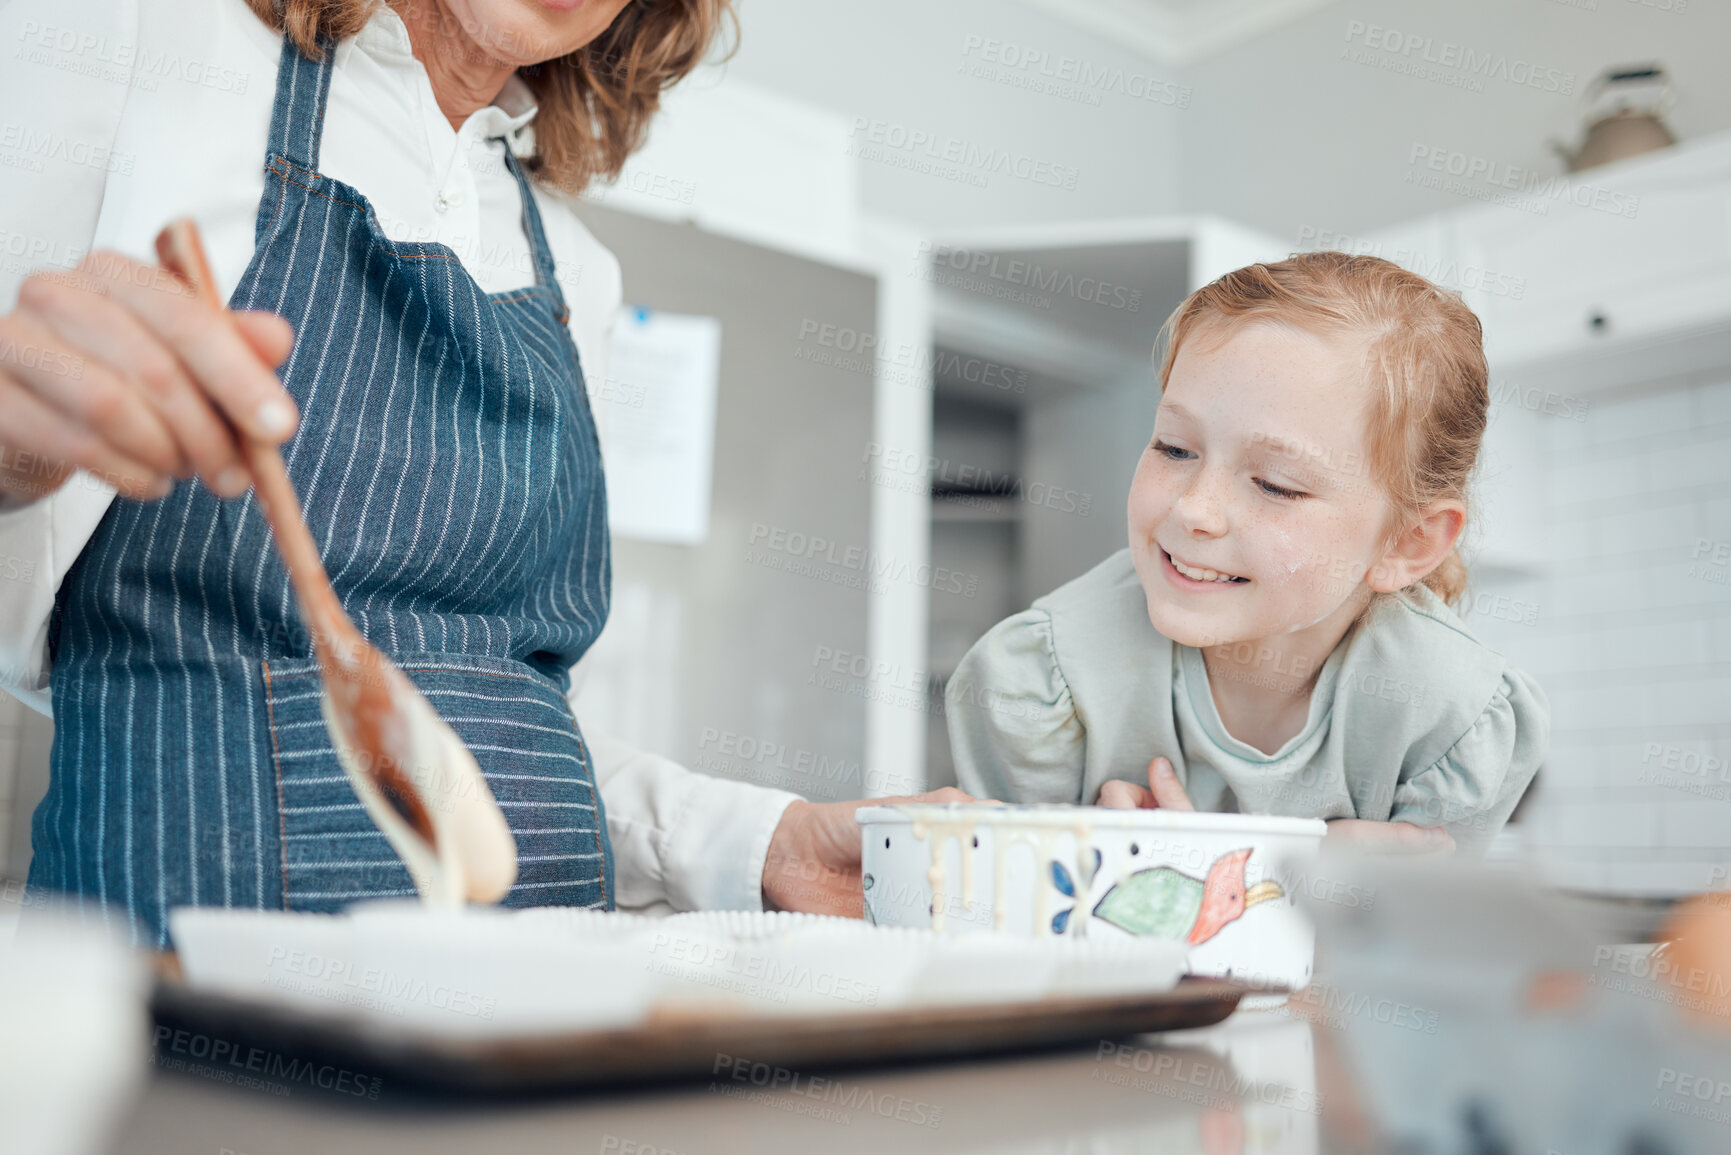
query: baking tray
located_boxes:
[149,957,1259,1097]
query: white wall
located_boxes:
[727,0,1188,229]
[722,0,1731,246]
[0,694,47,885]
[587,70,865,270]
[1176,0,1731,243]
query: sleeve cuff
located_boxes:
[662,772,801,912]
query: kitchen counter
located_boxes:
[111,1008,1352,1155]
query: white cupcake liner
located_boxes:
[170,902,1190,1036]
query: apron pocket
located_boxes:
[263,653,610,913]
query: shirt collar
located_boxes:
[474,74,539,142]
[356,5,541,143]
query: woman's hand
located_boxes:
[1096,756,1194,810]
[0,251,298,503]
[761,787,974,917]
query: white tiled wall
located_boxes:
[1467,377,1731,895]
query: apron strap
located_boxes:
[260,31,569,326]
[500,146,571,324]
[267,33,337,177]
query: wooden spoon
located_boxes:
[155,218,517,907]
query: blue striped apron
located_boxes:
[28,34,614,947]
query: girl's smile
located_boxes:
[1158,546,1251,588]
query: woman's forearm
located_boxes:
[583,723,800,912]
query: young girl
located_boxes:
[944,252,1548,854]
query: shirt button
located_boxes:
[435,192,450,213]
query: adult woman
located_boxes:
[0,0,953,945]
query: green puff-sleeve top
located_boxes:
[944,549,1550,853]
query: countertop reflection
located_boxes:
[114,1009,1350,1155]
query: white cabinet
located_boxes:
[1356,130,1731,578]
[1362,130,1731,381]
[1468,141,1731,373]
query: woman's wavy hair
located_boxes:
[1156,251,1489,612]
[245,0,737,193]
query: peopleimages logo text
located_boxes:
[848,119,1080,190]
[918,243,1141,312]
[1409,144,1639,219]
[1343,21,1575,94]
[958,35,1191,108]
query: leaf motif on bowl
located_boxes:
[1048,860,1079,935]
[1050,859,1075,897]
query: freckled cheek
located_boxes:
[1236,513,1345,594]
[1277,517,1372,600]
[1267,532,1312,580]
[1126,463,1175,538]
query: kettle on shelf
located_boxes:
[1553,64,1676,173]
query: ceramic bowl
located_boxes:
[856,802,1326,993]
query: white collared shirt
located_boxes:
[0,0,796,912]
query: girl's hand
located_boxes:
[0,251,298,503]
[1098,761,1456,856]
[1096,756,1194,810]
[761,787,976,917]
[1323,818,1454,855]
